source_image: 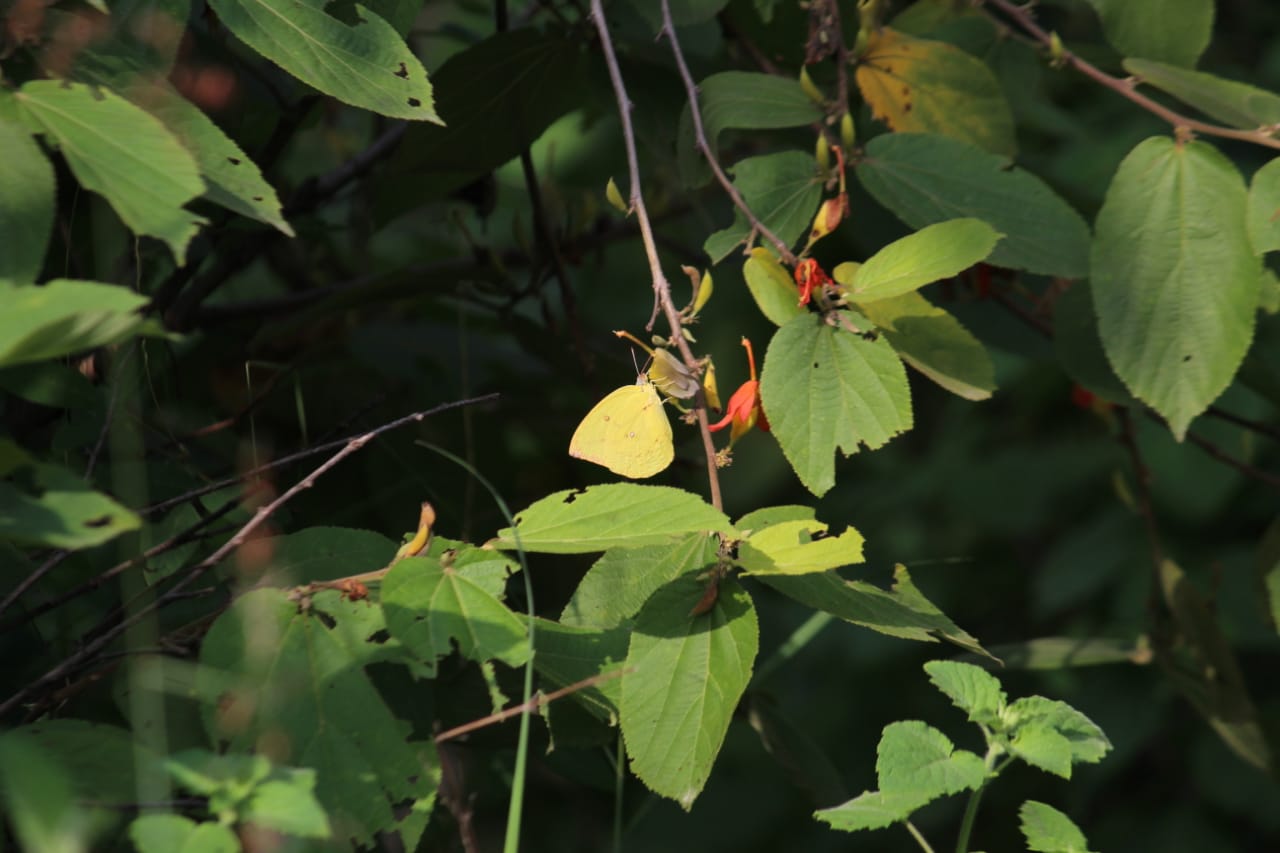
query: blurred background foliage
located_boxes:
[3,0,1280,850]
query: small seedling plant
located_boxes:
[817,661,1112,853]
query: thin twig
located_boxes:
[1183,427,1280,490]
[1116,408,1166,580]
[434,669,627,743]
[590,0,723,511]
[982,0,1280,151]
[661,0,798,265]
[0,395,497,720]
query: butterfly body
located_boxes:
[569,378,673,478]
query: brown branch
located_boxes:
[1183,426,1280,490]
[982,0,1280,151]
[589,0,723,511]
[661,0,798,266]
[0,395,497,720]
[434,669,627,743]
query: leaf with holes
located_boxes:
[16,81,204,265]
[205,0,439,122]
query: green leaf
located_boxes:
[130,815,241,853]
[737,518,864,576]
[1125,58,1280,128]
[205,0,438,122]
[859,291,995,400]
[1004,696,1112,766]
[1248,157,1280,255]
[493,484,735,554]
[0,280,165,368]
[1261,517,1280,633]
[0,117,53,282]
[1085,0,1212,67]
[876,720,986,799]
[628,0,729,29]
[856,133,1091,277]
[1009,725,1075,778]
[856,28,1016,156]
[677,72,822,187]
[889,565,992,659]
[923,660,1006,724]
[249,526,397,582]
[379,29,585,210]
[0,735,100,853]
[980,636,1149,669]
[814,789,932,831]
[621,575,758,809]
[1052,281,1133,405]
[560,532,719,628]
[704,151,822,263]
[758,564,984,648]
[3,720,161,805]
[1091,137,1260,439]
[381,555,530,675]
[196,589,439,846]
[743,248,806,326]
[735,504,816,531]
[837,218,1001,302]
[760,313,912,497]
[128,82,293,235]
[531,618,628,723]
[243,777,332,838]
[0,461,141,549]
[1019,800,1095,853]
[16,81,205,265]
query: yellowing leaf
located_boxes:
[737,519,864,576]
[855,28,1015,156]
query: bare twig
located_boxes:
[434,669,627,743]
[661,0,798,266]
[982,0,1280,151]
[0,395,497,719]
[589,0,723,510]
[1182,427,1280,490]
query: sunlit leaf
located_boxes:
[1091,137,1259,439]
[855,28,1015,156]
[560,533,719,628]
[743,248,806,327]
[856,133,1090,277]
[876,720,985,798]
[16,81,204,265]
[0,461,141,549]
[814,789,930,831]
[737,518,864,576]
[206,0,439,122]
[531,618,628,722]
[381,555,529,675]
[1020,800,1095,853]
[760,313,912,497]
[493,484,735,554]
[621,575,757,809]
[836,218,1001,302]
[923,660,1006,725]
[0,117,53,282]
[859,291,995,400]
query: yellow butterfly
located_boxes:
[568,376,673,478]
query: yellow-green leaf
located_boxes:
[855,28,1015,156]
[737,519,864,576]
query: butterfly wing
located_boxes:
[569,383,674,478]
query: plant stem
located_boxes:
[904,819,936,853]
[589,0,723,511]
[955,744,1005,853]
[660,0,798,265]
[752,611,834,685]
[982,0,1280,151]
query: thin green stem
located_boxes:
[955,744,1004,853]
[751,611,834,686]
[904,819,936,853]
[417,442,535,853]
